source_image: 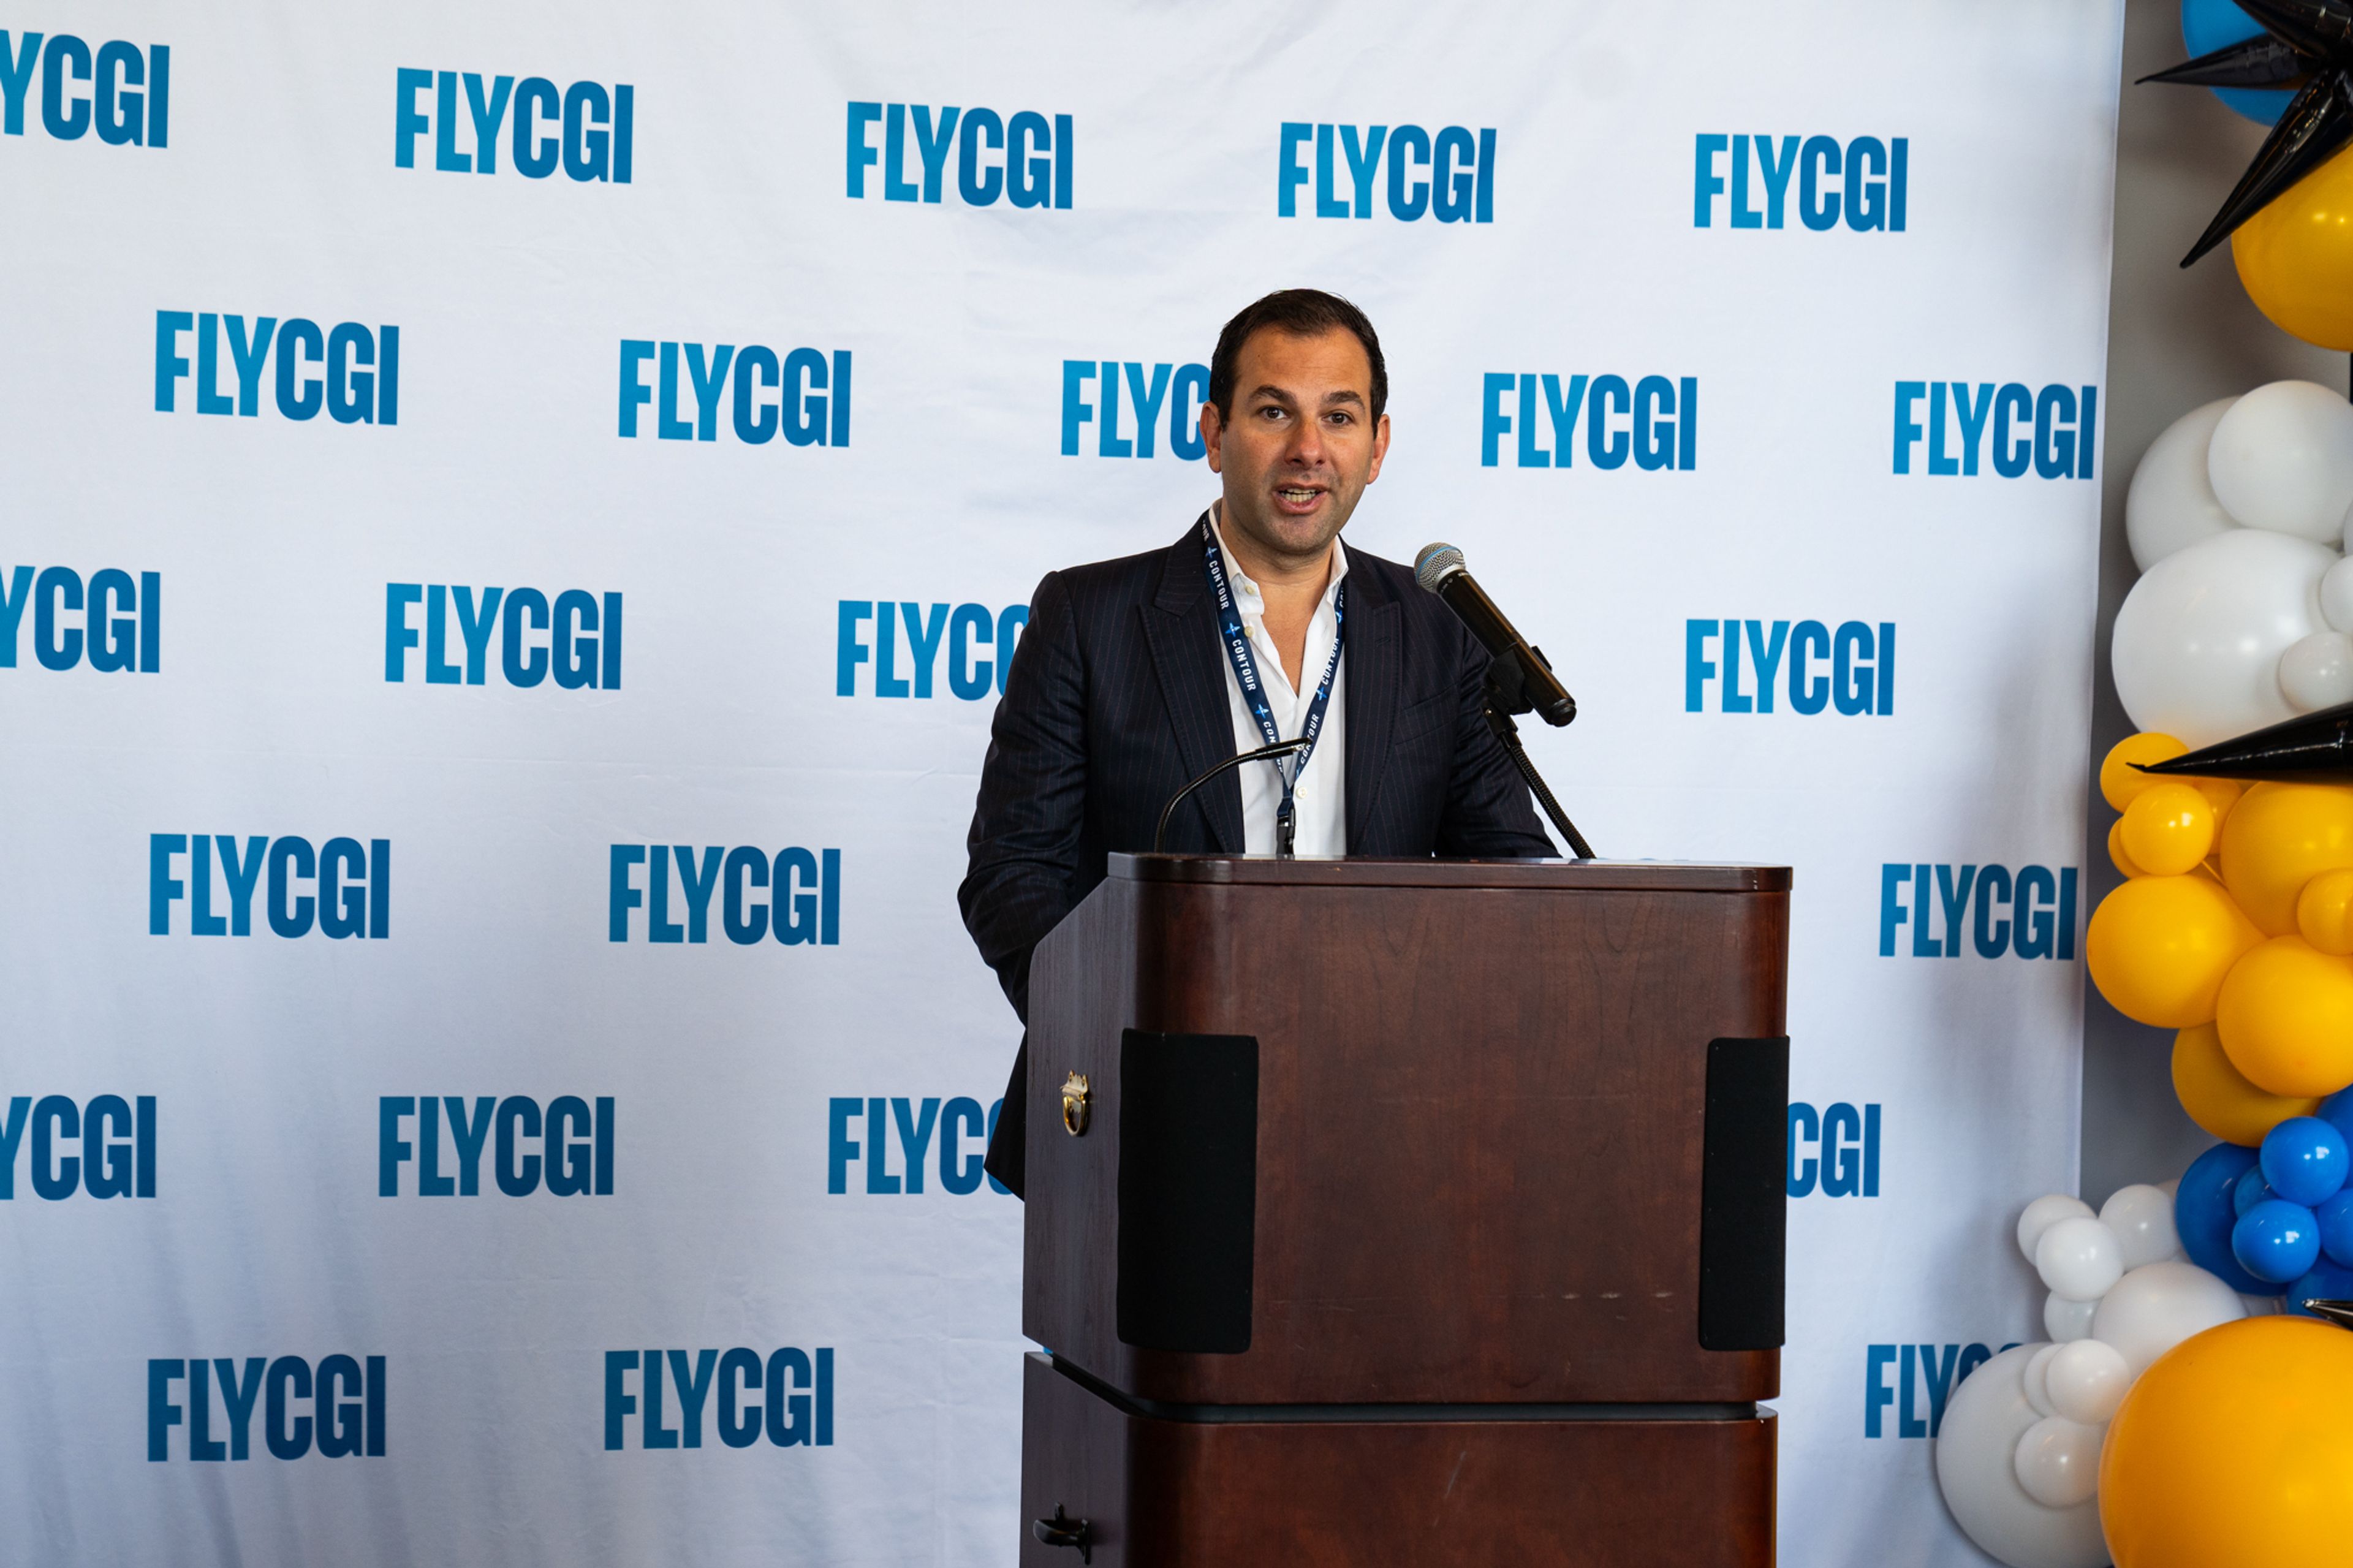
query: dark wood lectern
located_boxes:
[1018,855,1790,1567]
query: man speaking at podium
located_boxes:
[959,289,1555,1197]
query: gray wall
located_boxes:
[2081,0,2343,1204]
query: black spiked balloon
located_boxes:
[2134,700,2353,784]
[2139,34,2308,91]
[2148,0,2353,265]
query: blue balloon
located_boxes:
[2180,1142,2270,1293]
[2286,1258,2353,1316]
[2235,1199,2321,1283]
[2320,1085,2353,1145]
[2181,0,2295,126]
[2234,1164,2275,1216]
[2262,1115,2352,1205]
[2319,1191,2353,1268]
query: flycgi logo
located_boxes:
[605,1348,833,1450]
[1684,620,1893,716]
[1694,135,1907,231]
[155,313,399,425]
[1879,863,2079,960]
[395,69,631,181]
[1278,123,1495,222]
[0,1095,156,1199]
[2,30,167,147]
[1787,1102,1881,1198]
[386,585,621,689]
[0,567,159,672]
[149,835,390,939]
[1864,1343,2004,1438]
[827,1096,1010,1195]
[846,103,1072,208]
[1893,382,2097,479]
[836,602,1028,699]
[608,846,841,946]
[618,342,851,447]
[1061,361,1210,460]
[379,1097,613,1197]
[1480,374,1697,471]
[150,1357,384,1460]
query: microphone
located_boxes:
[1414,543,1577,727]
[1153,738,1312,854]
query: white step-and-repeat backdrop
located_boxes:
[1,2,2124,1562]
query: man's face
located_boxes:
[1202,326,1390,570]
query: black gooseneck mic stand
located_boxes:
[1153,737,1313,854]
[1483,649,1596,861]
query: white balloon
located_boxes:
[2281,631,2353,712]
[2036,1216,2124,1302]
[2099,1184,2181,1270]
[2092,1260,2247,1377]
[2013,1415,2104,1509]
[2044,1338,2131,1425]
[2044,1291,2099,1344]
[2017,1194,2095,1263]
[2128,396,2239,569]
[1935,1346,2112,1568]
[2209,379,2353,541]
[2022,1344,2061,1417]
[2112,528,2336,746]
[2322,555,2353,632]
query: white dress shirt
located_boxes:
[1206,505,1348,857]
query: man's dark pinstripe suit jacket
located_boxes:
[958,514,1556,1197]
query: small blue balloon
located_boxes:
[2319,1191,2353,1269]
[2235,1164,2275,1216]
[2286,1258,2353,1316]
[2235,1199,2321,1284]
[2262,1116,2351,1206]
[2180,1142,2270,1293]
[2181,0,2296,126]
[2320,1086,2353,1145]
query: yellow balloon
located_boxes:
[2109,819,2147,879]
[2232,143,2353,352]
[2172,1021,2319,1146]
[2299,866,2353,956]
[2121,783,2217,877]
[2101,1317,2353,1568]
[2216,935,2353,1097]
[2086,874,2265,1028]
[2100,732,2188,812]
[2192,776,2243,829]
[2218,782,2353,935]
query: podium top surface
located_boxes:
[1108,854,1790,893]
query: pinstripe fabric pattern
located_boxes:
[961,514,1555,1196]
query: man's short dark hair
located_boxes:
[1208,289,1388,424]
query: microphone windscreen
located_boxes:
[1414,543,1466,593]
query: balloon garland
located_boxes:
[1933,12,2353,1558]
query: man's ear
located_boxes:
[1365,412,1391,483]
[1201,403,1225,474]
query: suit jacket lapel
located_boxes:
[1141,515,1246,854]
[1343,565,1401,852]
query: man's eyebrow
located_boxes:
[1245,385,1367,406]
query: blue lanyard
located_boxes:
[1202,516,1345,857]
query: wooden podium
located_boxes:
[1018,855,1790,1567]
